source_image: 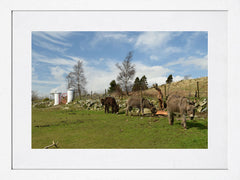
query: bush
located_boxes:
[35,103,47,108]
[43,97,50,102]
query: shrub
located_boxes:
[43,97,50,102]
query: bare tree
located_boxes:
[74,60,87,99]
[32,90,39,101]
[116,51,135,95]
[66,72,75,89]
[66,60,87,100]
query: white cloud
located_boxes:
[33,56,117,94]
[32,67,38,80]
[32,80,60,85]
[32,51,85,67]
[47,66,71,94]
[32,51,183,94]
[32,52,88,94]
[150,55,159,61]
[71,59,172,93]
[43,31,73,41]
[134,62,172,86]
[100,33,127,39]
[51,66,67,82]
[83,61,119,93]
[91,32,134,46]
[166,55,208,70]
[33,31,72,47]
[135,32,172,50]
[173,75,184,82]
[50,83,68,94]
[32,51,45,59]
[185,32,207,50]
[36,57,76,66]
[195,50,205,56]
[32,32,73,53]
[65,56,87,65]
[164,47,182,53]
[81,59,175,93]
[33,66,68,94]
[32,84,56,97]
[33,40,68,53]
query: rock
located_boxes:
[201,107,208,112]
[199,101,207,107]
[195,102,199,107]
[93,104,100,110]
[197,106,202,112]
[89,102,95,107]
[143,108,151,114]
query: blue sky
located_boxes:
[32,31,208,96]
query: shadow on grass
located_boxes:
[186,121,208,130]
[117,111,126,115]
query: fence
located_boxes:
[163,77,208,99]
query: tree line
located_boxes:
[32,51,174,101]
[65,51,174,99]
[108,51,173,96]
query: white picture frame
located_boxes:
[13,10,226,170]
[1,0,240,179]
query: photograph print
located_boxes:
[32,31,208,149]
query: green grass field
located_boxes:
[32,107,208,149]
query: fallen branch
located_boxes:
[44,140,59,149]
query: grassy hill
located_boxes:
[131,76,208,99]
[32,77,208,149]
[32,108,207,149]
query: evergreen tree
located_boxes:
[166,74,173,97]
[132,77,140,91]
[140,75,148,90]
[166,74,173,84]
[108,80,117,93]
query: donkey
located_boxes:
[101,97,119,114]
[167,94,195,129]
[126,96,156,116]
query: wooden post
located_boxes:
[189,81,191,97]
[167,83,170,96]
[105,89,106,97]
[197,81,200,98]
[164,85,167,98]
[140,86,143,115]
[91,91,92,99]
[140,86,143,98]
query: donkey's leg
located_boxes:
[182,114,187,129]
[126,105,129,116]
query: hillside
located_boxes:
[32,77,208,149]
[131,77,208,99]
